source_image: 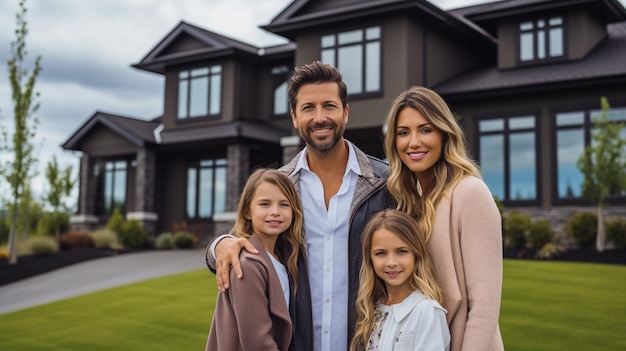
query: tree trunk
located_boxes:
[596,205,605,252]
[8,207,19,265]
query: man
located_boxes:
[207,61,394,351]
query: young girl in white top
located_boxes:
[206,169,305,351]
[350,209,450,351]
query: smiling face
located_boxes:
[370,227,415,300]
[394,107,443,189]
[291,82,348,153]
[247,181,293,250]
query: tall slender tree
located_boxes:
[2,0,42,264]
[577,97,626,252]
[44,155,75,239]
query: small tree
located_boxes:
[43,155,75,238]
[576,97,626,252]
[2,0,42,264]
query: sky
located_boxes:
[0,0,624,210]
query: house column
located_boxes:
[127,149,158,237]
[70,154,98,231]
[212,144,249,237]
[281,135,302,164]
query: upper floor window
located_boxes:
[519,16,564,62]
[178,65,221,119]
[186,158,227,219]
[554,107,626,202]
[478,116,538,204]
[271,65,290,116]
[321,26,381,95]
[94,160,128,215]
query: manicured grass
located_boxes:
[0,270,217,351]
[0,260,625,350]
[501,260,626,351]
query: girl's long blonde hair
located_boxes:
[350,209,443,351]
[230,168,304,293]
[383,86,481,241]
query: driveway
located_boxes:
[0,249,206,315]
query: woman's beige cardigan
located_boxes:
[428,176,505,351]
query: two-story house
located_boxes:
[62,0,626,243]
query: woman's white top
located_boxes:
[367,291,450,351]
[268,253,290,307]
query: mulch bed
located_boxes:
[1,247,624,287]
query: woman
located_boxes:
[383,86,504,351]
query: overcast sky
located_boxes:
[0,0,624,209]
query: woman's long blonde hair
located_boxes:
[230,168,304,293]
[383,86,481,241]
[350,209,443,351]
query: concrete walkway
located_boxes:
[0,249,207,315]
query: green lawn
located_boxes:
[0,260,625,350]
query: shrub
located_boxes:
[565,212,597,248]
[173,231,194,249]
[606,218,626,249]
[58,231,95,250]
[92,228,119,249]
[119,219,146,249]
[527,220,554,248]
[535,243,561,259]
[28,236,59,256]
[155,232,175,250]
[36,212,70,236]
[106,207,125,236]
[503,211,532,248]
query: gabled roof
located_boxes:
[262,0,496,44]
[433,21,626,98]
[132,21,262,74]
[452,0,626,37]
[62,111,159,151]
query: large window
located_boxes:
[94,160,127,215]
[519,16,564,62]
[271,65,290,116]
[478,116,538,204]
[555,107,626,201]
[321,26,381,95]
[178,65,221,119]
[186,159,227,219]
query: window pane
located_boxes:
[520,33,534,61]
[365,42,380,92]
[274,81,288,115]
[479,119,504,132]
[199,168,213,218]
[321,49,335,66]
[338,30,362,45]
[210,74,221,115]
[214,166,228,214]
[537,30,545,59]
[557,129,584,198]
[509,116,535,129]
[480,135,504,199]
[338,45,363,94]
[520,22,533,30]
[557,111,584,126]
[190,76,208,117]
[187,168,197,217]
[549,28,563,57]
[321,35,335,48]
[113,169,126,210]
[178,79,188,118]
[366,27,381,40]
[509,133,536,200]
[549,17,562,26]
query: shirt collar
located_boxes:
[294,140,362,177]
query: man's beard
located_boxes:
[299,122,345,152]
